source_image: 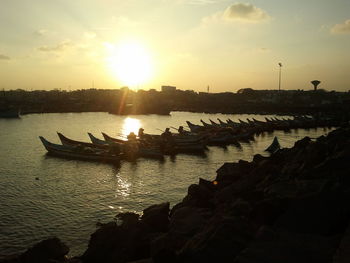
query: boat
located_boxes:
[265,136,281,154]
[102,132,164,160]
[209,119,220,126]
[39,136,121,163]
[57,132,113,150]
[186,121,205,133]
[88,132,109,145]
[226,118,240,128]
[200,119,213,128]
[102,132,127,144]
[217,118,230,127]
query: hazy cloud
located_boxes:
[33,29,48,37]
[38,40,73,52]
[202,3,270,25]
[331,19,350,34]
[223,3,270,22]
[0,54,10,60]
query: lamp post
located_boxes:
[278,63,282,91]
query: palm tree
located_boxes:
[311,80,321,91]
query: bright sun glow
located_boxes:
[107,41,153,87]
[122,117,141,137]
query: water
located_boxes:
[0,112,334,256]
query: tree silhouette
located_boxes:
[311,80,321,91]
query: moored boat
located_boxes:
[39,136,121,163]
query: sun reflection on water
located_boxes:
[122,117,141,137]
[115,176,132,197]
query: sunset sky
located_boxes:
[1,0,350,92]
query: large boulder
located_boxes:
[141,203,170,233]
[150,207,211,262]
[20,237,69,263]
[236,226,340,263]
[82,216,151,263]
[274,191,350,236]
[178,216,256,263]
[333,223,350,263]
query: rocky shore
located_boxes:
[1,125,350,263]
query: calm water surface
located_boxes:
[0,112,334,255]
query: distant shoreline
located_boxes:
[1,88,350,117]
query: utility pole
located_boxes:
[278,63,282,91]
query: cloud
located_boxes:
[38,40,73,52]
[0,54,10,60]
[203,3,270,24]
[33,29,48,37]
[331,19,350,34]
[223,3,270,22]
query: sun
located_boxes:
[107,41,154,87]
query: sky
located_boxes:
[0,0,350,92]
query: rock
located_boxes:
[126,259,154,263]
[215,162,244,184]
[235,226,340,263]
[116,212,140,226]
[250,197,288,226]
[213,184,232,204]
[20,237,69,263]
[333,223,350,263]
[141,203,170,233]
[149,234,179,263]
[252,154,267,164]
[274,191,350,236]
[0,254,20,263]
[178,216,255,263]
[263,179,329,198]
[230,199,252,217]
[182,184,214,208]
[169,207,210,236]
[294,136,311,148]
[82,220,151,263]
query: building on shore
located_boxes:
[161,85,176,92]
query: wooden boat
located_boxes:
[39,136,121,163]
[138,147,164,160]
[209,119,220,126]
[217,118,230,127]
[57,132,112,150]
[238,119,249,126]
[88,132,109,145]
[102,132,127,144]
[200,119,212,128]
[226,118,240,127]
[186,121,205,133]
[102,132,164,160]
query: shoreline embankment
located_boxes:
[1,124,350,263]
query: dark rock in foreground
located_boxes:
[2,125,350,263]
[0,237,69,263]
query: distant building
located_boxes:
[161,85,176,92]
